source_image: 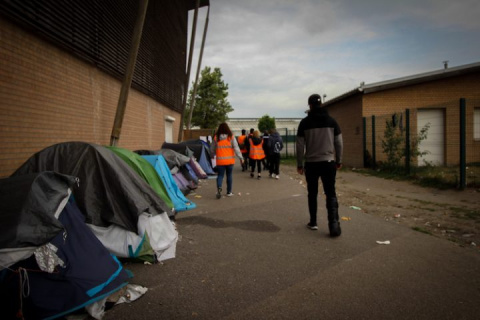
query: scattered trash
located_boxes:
[471,242,477,247]
[341,217,351,221]
[143,261,152,265]
[194,195,202,198]
[462,234,474,238]
[238,192,241,196]
[349,206,362,210]
[376,240,390,245]
[394,214,401,218]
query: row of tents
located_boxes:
[0,140,216,319]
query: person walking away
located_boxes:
[262,131,270,171]
[246,130,266,179]
[237,129,249,172]
[296,94,343,237]
[211,123,244,199]
[268,128,283,179]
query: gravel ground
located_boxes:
[281,164,480,251]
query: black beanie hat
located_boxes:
[308,94,322,106]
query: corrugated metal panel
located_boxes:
[0,0,189,112]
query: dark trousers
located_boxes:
[304,161,337,225]
[269,153,281,175]
[241,152,249,170]
[250,159,262,174]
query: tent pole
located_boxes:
[177,0,200,142]
[186,5,210,131]
[110,0,149,146]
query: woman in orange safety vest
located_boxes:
[210,123,244,199]
[246,130,266,179]
[237,129,248,171]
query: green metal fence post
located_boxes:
[405,109,411,174]
[460,98,466,189]
[285,128,288,158]
[363,117,367,167]
[372,115,376,169]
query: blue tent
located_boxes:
[142,155,197,212]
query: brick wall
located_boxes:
[325,71,480,167]
[363,73,480,166]
[325,93,364,168]
[0,18,181,177]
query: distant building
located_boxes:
[227,118,302,136]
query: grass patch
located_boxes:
[349,164,480,190]
[280,157,297,167]
[449,207,480,222]
[282,157,480,190]
[412,226,432,235]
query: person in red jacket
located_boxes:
[210,123,244,199]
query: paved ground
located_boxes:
[104,166,480,320]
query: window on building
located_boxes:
[475,108,480,140]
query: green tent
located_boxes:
[107,146,174,212]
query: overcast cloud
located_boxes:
[188,0,480,118]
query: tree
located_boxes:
[184,67,233,129]
[381,114,430,171]
[257,114,276,133]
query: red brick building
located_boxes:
[0,0,209,177]
[323,62,480,168]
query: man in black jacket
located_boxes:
[296,93,343,237]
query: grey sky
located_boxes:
[188,0,480,118]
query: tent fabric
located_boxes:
[189,158,208,179]
[0,173,131,319]
[107,146,174,212]
[11,141,171,233]
[162,141,216,175]
[0,172,75,269]
[87,222,155,263]
[142,155,197,212]
[157,148,191,169]
[172,172,193,195]
[88,212,178,262]
[180,165,199,185]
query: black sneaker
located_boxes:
[306,223,318,230]
[216,188,222,199]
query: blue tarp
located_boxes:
[142,155,196,212]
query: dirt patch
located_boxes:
[281,164,480,251]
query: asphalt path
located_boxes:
[104,167,480,320]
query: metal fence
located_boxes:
[364,98,480,189]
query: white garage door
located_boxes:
[417,109,444,166]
